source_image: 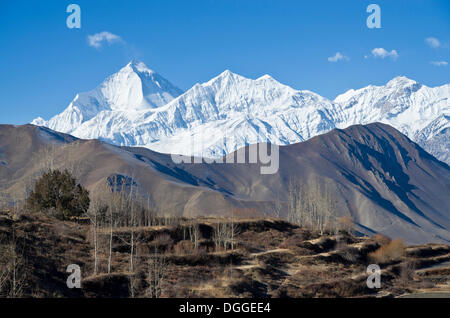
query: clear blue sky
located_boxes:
[0,0,449,124]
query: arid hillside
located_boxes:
[1,210,449,298]
[0,123,449,244]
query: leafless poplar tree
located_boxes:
[86,196,107,275]
[188,222,201,251]
[0,229,27,297]
[146,247,167,298]
[107,177,118,274]
[287,177,337,234]
[213,220,239,251]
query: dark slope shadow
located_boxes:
[376,123,450,170]
[340,170,419,227]
[335,130,445,227]
[354,135,446,228]
[133,153,234,196]
[35,125,78,144]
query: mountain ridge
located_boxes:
[32,61,450,163]
[1,122,450,244]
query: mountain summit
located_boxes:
[32,61,183,133]
[32,62,449,163]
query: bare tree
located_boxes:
[273,199,283,219]
[287,178,337,234]
[85,196,107,275]
[337,216,354,235]
[0,229,27,297]
[0,193,9,211]
[128,181,136,272]
[128,269,142,298]
[213,221,226,251]
[188,222,201,251]
[107,177,118,274]
[213,220,239,252]
[229,208,238,250]
[36,144,57,173]
[146,247,167,298]
[287,178,306,226]
[144,194,158,226]
[109,174,149,277]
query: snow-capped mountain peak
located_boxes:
[100,60,183,111]
[386,75,419,87]
[32,62,449,163]
[127,60,155,74]
[257,74,275,81]
[205,69,247,85]
[32,61,183,133]
[335,76,421,104]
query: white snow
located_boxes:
[32,62,450,163]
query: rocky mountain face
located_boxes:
[32,61,449,163]
[334,76,449,163]
[1,123,449,244]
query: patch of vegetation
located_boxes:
[369,239,406,264]
[1,202,449,298]
[26,169,90,220]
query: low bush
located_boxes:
[173,240,195,256]
[371,233,391,246]
[369,239,406,264]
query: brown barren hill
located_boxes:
[0,123,449,244]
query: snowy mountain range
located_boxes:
[32,61,450,163]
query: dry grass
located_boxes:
[371,233,391,246]
[369,239,406,264]
[173,240,195,256]
[1,211,448,298]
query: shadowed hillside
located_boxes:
[0,123,449,244]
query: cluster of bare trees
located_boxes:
[84,173,190,298]
[187,222,201,251]
[213,220,240,251]
[0,193,10,211]
[35,143,87,180]
[146,247,167,298]
[87,176,140,275]
[287,178,338,234]
[0,230,27,298]
[86,175,175,276]
[128,247,167,298]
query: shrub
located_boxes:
[369,239,406,264]
[26,169,90,220]
[173,241,196,255]
[152,233,173,248]
[337,216,354,234]
[371,234,391,246]
[338,246,359,263]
